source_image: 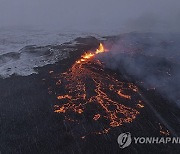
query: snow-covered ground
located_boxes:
[0,27,114,78]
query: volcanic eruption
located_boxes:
[49,43,144,136]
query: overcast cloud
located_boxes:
[0,0,180,32]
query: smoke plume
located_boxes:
[99,33,180,107]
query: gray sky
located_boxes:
[0,0,180,32]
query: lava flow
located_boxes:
[51,43,144,135]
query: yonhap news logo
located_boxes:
[117,132,180,149]
[117,132,132,149]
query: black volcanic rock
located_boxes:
[0,34,180,154]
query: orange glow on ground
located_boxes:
[51,43,143,136]
[76,43,106,64]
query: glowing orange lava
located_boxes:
[52,43,144,136]
[76,43,106,63]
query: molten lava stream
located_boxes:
[51,43,144,136]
